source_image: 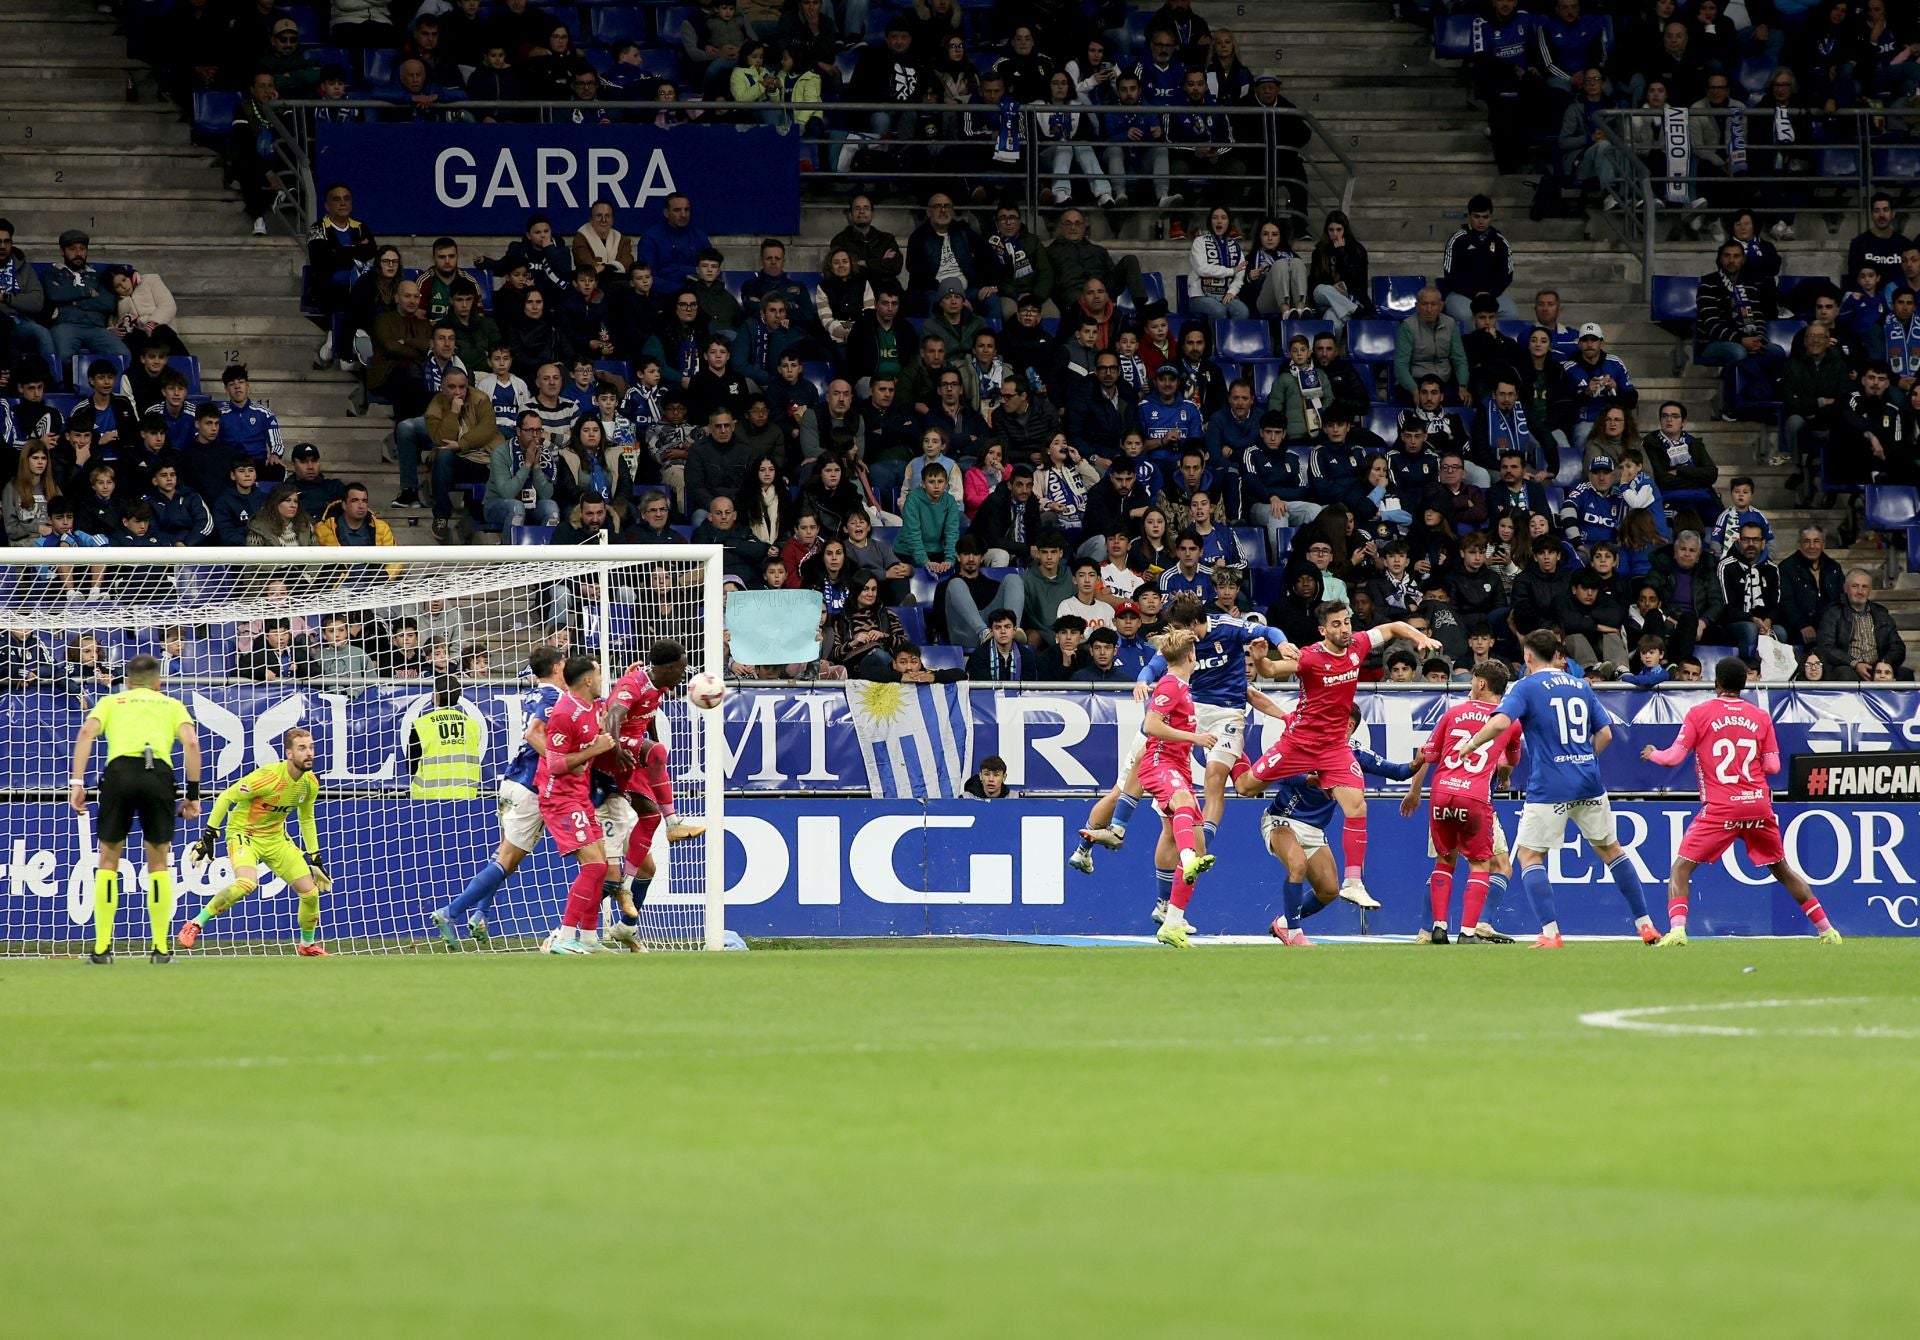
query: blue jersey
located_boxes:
[1138,613,1291,708]
[503,682,562,787]
[1264,747,1412,828]
[1496,668,1612,803]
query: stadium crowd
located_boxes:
[0,0,1912,690]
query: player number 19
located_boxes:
[1550,697,1589,744]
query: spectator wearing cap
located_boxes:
[229,72,291,236]
[216,364,287,480]
[1138,363,1205,453]
[1438,195,1517,325]
[259,15,322,95]
[1559,454,1626,556]
[1394,287,1471,406]
[1109,600,1156,675]
[905,194,982,315]
[924,280,989,360]
[287,443,348,518]
[43,229,130,383]
[212,454,273,546]
[1563,324,1638,452]
[1046,209,1149,316]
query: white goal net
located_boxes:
[0,544,725,956]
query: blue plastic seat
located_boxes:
[891,605,928,645]
[1240,358,1281,403]
[1434,14,1476,60]
[919,645,966,672]
[362,47,396,90]
[800,360,833,398]
[590,6,650,46]
[1212,319,1270,360]
[508,525,557,545]
[1278,317,1334,352]
[1651,274,1698,323]
[1371,274,1425,317]
[1865,485,1920,531]
[1230,526,1268,566]
[190,91,239,139]
[70,354,129,386]
[1112,272,1166,313]
[1346,317,1399,367]
[1765,319,1804,359]
[1736,54,1773,99]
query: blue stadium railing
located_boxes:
[256,97,1358,247]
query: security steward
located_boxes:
[408,674,482,800]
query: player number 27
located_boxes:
[1709,738,1757,784]
[1549,697,1589,744]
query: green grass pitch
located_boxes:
[4,940,1918,1339]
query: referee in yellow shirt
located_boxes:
[69,654,203,963]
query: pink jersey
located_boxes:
[608,666,667,749]
[536,691,604,809]
[1141,673,1198,774]
[1290,631,1374,744]
[1659,696,1780,808]
[1423,699,1523,806]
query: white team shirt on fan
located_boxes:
[1055,596,1112,631]
[1101,563,1143,598]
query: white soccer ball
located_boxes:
[685,671,726,709]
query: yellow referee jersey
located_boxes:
[87,688,191,764]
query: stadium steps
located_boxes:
[0,2,404,505]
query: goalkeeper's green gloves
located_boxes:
[190,830,217,866]
[308,851,332,892]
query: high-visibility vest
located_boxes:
[411,707,481,800]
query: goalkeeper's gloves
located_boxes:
[190,830,217,867]
[308,851,332,892]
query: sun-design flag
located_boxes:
[845,680,973,798]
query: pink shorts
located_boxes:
[1140,759,1194,809]
[1430,801,1495,863]
[541,798,602,856]
[1249,735,1363,790]
[1677,803,1785,867]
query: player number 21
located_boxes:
[1550,697,1589,744]
[1709,738,1757,784]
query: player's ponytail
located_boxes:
[1152,628,1198,665]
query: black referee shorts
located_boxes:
[97,757,178,846]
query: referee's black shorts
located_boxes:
[97,757,178,846]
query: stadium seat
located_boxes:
[835,48,860,84]
[167,353,202,393]
[800,360,833,398]
[1818,147,1861,179]
[282,4,322,41]
[1735,54,1772,98]
[304,45,351,80]
[891,605,928,645]
[190,91,240,140]
[589,6,649,46]
[1775,274,1824,315]
[1371,274,1425,317]
[1651,274,1697,324]
[1250,566,1288,608]
[1433,14,1476,60]
[1278,318,1334,351]
[1692,645,1740,677]
[919,645,966,673]
[1346,317,1399,371]
[1213,319,1270,360]
[1240,358,1281,403]
[721,270,749,302]
[1765,319,1805,359]
[1875,146,1920,180]
[508,525,557,545]
[908,566,939,606]
[635,48,681,82]
[1230,526,1268,567]
[69,354,129,386]
[1497,318,1533,345]
[1864,485,1920,531]
[362,47,396,90]
[1365,405,1401,443]
[593,358,633,384]
[1120,10,1154,57]
[1113,272,1166,314]
[1269,525,1295,566]
[1907,526,1920,572]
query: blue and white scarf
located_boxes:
[1661,106,1691,206]
[1290,363,1323,434]
[1198,233,1243,299]
[1888,313,1920,378]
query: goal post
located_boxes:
[0,543,727,956]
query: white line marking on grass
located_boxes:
[1577,997,1920,1039]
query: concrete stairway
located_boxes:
[0,4,416,531]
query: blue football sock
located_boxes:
[1202,820,1218,845]
[1112,793,1140,833]
[1607,856,1651,921]
[1155,868,1175,906]
[1283,879,1307,921]
[1520,863,1558,927]
[1484,871,1509,917]
[1072,838,1093,859]
[1296,890,1331,920]
[447,859,508,921]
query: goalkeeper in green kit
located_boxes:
[177,727,335,956]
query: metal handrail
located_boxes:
[1593,105,1907,303]
[263,97,1358,245]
